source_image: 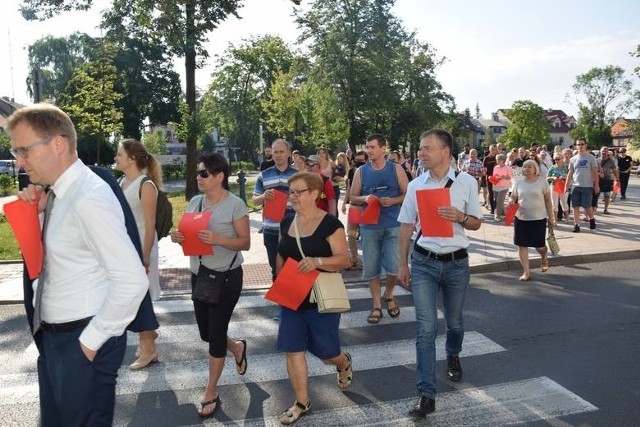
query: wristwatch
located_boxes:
[459,215,469,227]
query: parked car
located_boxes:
[0,160,17,176]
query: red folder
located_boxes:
[264,258,319,310]
[178,211,214,256]
[263,190,288,222]
[360,197,380,224]
[613,181,621,194]
[553,178,565,194]
[488,175,500,185]
[416,188,453,237]
[3,199,43,279]
[505,203,520,226]
[347,206,363,224]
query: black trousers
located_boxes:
[37,329,126,427]
[487,182,496,212]
[620,172,630,197]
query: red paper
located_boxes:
[613,181,621,194]
[505,203,520,226]
[416,188,453,237]
[178,211,214,256]
[553,178,565,194]
[488,175,500,185]
[3,199,43,279]
[347,206,363,224]
[263,190,288,222]
[264,258,319,310]
[360,197,380,225]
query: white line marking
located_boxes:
[2,332,504,404]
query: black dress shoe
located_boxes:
[447,355,462,381]
[409,396,435,417]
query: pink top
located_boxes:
[492,164,512,190]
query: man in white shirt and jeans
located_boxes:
[8,103,149,426]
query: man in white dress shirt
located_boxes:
[8,103,149,426]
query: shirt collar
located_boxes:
[51,159,86,200]
[422,166,457,186]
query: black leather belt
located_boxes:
[414,245,468,262]
[41,316,92,333]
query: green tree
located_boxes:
[142,128,168,155]
[0,133,11,159]
[568,65,638,148]
[496,100,549,150]
[57,50,124,165]
[199,35,296,161]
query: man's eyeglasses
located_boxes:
[10,135,56,159]
[288,188,310,197]
[197,169,218,178]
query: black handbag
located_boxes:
[192,253,238,305]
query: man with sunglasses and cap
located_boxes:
[617,147,632,200]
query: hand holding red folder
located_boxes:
[263,190,288,222]
[3,199,43,279]
[265,258,319,310]
[360,196,380,224]
[178,211,214,256]
[416,188,453,237]
[505,203,520,226]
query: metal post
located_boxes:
[237,170,247,205]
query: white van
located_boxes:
[0,160,17,176]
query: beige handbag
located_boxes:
[547,226,560,255]
[293,215,351,313]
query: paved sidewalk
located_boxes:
[2,177,639,303]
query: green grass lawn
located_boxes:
[0,182,258,261]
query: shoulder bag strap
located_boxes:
[292,214,306,258]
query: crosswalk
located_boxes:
[1,285,597,426]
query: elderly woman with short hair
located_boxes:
[508,159,555,281]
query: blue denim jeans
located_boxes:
[360,226,400,280]
[410,250,470,399]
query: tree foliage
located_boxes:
[497,100,549,150]
[57,49,123,165]
[569,65,638,148]
[142,128,169,155]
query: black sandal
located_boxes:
[367,308,383,324]
[385,295,400,318]
[280,400,310,425]
[235,339,247,375]
[198,395,220,418]
[337,352,353,390]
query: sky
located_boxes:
[1,0,640,120]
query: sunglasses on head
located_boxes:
[197,169,218,178]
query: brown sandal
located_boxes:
[385,295,400,318]
[337,352,353,390]
[367,308,383,324]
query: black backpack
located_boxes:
[139,176,173,240]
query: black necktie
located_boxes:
[32,190,55,334]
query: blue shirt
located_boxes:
[253,165,297,230]
[360,161,402,230]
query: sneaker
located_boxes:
[573,224,580,233]
[589,218,596,230]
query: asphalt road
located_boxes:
[0,259,637,426]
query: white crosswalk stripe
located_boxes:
[4,287,600,425]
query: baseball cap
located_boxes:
[306,155,321,165]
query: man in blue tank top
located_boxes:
[350,134,409,324]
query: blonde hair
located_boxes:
[523,159,540,175]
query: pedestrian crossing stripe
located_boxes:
[0,332,504,404]
[175,376,596,427]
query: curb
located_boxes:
[2,250,638,305]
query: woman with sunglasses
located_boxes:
[169,153,250,418]
[275,172,351,425]
[114,139,162,370]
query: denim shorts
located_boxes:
[276,307,342,360]
[571,186,593,209]
[360,226,401,280]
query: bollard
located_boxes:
[237,170,247,204]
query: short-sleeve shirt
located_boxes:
[462,158,484,179]
[278,214,344,310]
[569,153,597,187]
[316,175,337,212]
[398,168,483,253]
[187,193,247,273]
[511,178,549,221]
[600,158,617,181]
[253,165,297,230]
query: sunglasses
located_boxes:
[197,169,219,178]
